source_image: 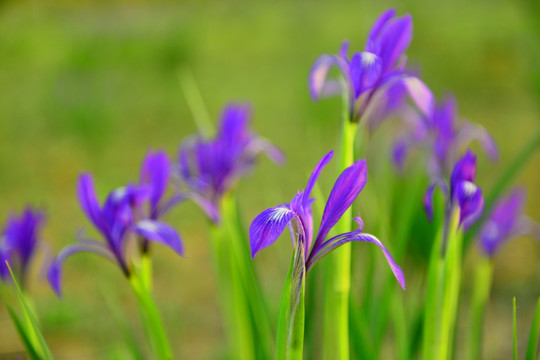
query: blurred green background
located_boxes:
[0,0,539,359]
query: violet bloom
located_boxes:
[310,9,433,125]
[176,103,284,223]
[393,94,498,175]
[424,150,484,230]
[249,151,405,288]
[139,150,184,253]
[0,207,44,284]
[479,189,540,257]
[48,174,183,296]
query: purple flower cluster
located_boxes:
[0,207,44,284]
[175,104,284,223]
[424,150,484,231]
[309,9,433,126]
[479,188,540,257]
[393,94,498,176]
[249,151,405,288]
[48,166,184,296]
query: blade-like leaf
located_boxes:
[513,297,518,360]
[6,305,42,360]
[5,261,54,360]
[525,297,540,360]
[276,240,306,360]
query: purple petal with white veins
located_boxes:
[249,206,295,258]
[134,220,184,256]
[315,158,367,247]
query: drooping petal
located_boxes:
[134,220,184,256]
[140,151,171,213]
[315,158,367,246]
[456,122,499,162]
[309,54,350,100]
[48,242,115,297]
[424,179,449,221]
[309,232,405,289]
[77,174,104,231]
[401,76,434,118]
[246,138,286,165]
[249,206,296,258]
[454,180,484,230]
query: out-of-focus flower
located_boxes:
[424,150,484,230]
[249,150,405,288]
[48,174,183,296]
[0,207,45,284]
[393,94,498,175]
[138,150,184,253]
[175,103,284,224]
[309,9,433,126]
[479,188,540,257]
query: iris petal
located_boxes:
[249,206,295,258]
[134,220,184,256]
[140,151,171,213]
[424,179,449,221]
[454,180,484,230]
[48,242,115,297]
[309,54,350,100]
[315,158,367,247]
[77,174,104,232]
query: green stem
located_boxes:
[467,257,493,360]
[513,297,518,360]
[438,207,463,360]
[208,214,255,360]
[129,275,172,360]
[323,119,357,360]
[276,241,306,360]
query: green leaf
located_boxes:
[129,274,172,360]
[5,261,54,360]
[177,66,213,137]
[466,257,493,360]
[276,240,305,360]
[6,305,42,360]
[514,297,518,360]
[525,297,540,360]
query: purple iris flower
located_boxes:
[393,94,498,175]
[0,207,44,285]
[424,150,484,230]
[138,150,184,253]
[479,189,540,257]
[309,9,433,125]
[175,103,284,223]
[249,150,405,289]
[48,174,183,296]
